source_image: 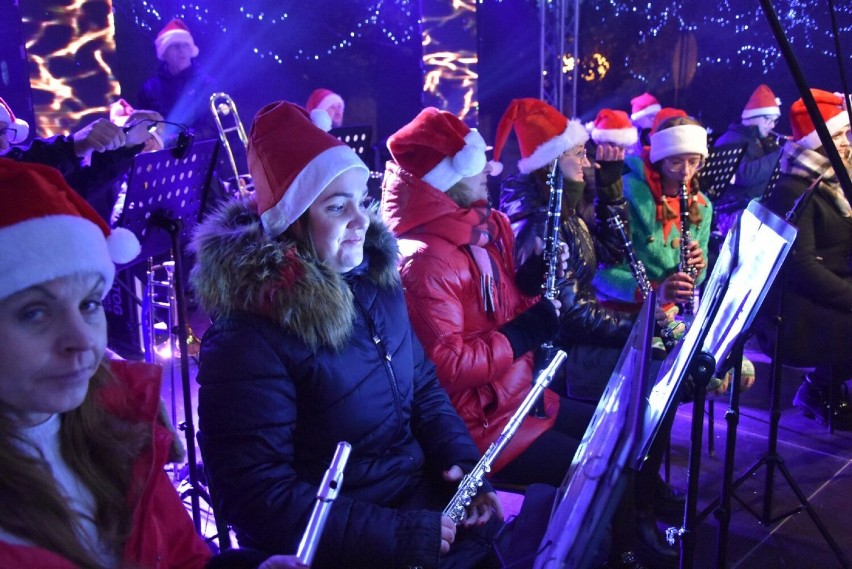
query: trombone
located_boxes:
[210,92,253,197]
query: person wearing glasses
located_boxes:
[713,84,785,237]
[593,108,710,316]
[495,102,636,403]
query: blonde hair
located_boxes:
[0,363,150,567]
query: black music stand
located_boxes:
[330,125,383,201]
[698,143,747,202]
[533,295,656,569]
[116,139,219,533]
[330,125,373,166]
[698,199,849,567]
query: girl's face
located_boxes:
[0,273,107,427]
[307,168,371,273]
[660,153,704,185]
[557,144,591,183]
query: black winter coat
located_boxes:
[714,123,781,206]
[138,62,218,143]
[1,135,141,221]
[759,172,852,370]
[190,198,495,568]
[499,163,634,347]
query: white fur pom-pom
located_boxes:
[310,109,333,132]
[107,227,141,265]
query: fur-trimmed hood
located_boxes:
[190,196,400,350]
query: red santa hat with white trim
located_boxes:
[649,108,709,163]
[630,92,662,124]
[590,109,639,148]
[0,159,140,300]
[155,19,199,61]
[387,107,489,192]
[789,88,850,150]
[247,101,368,238]
[0,96,29,144]
[492,98,588,174]
[305,89,344,132]
[741,84,781,120]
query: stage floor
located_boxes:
[663,339,852,569]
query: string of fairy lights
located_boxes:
[128,0,421,63]
[125,0,849,78]
[589,0,851,81]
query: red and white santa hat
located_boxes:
[789,88,850,150]
[387,107,488,192]
[649,108,708,163]
[630,92,662,123]
[741,84,782,120]
[0,159,140,300]
[155,19,199,61]
[305,88,344,132]
[247,101,368,237]
[492,98,588,174]
[590,109,639,148]
[0,96,29,144]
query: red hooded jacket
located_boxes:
[381,162,558,472]
[0,360,212,569]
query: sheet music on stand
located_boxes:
[533,295,656,569]
[698,142,747,201]
[636,200,797,462]
[116,139,219,265]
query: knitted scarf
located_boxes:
[780,143,852,218]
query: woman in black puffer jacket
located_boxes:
[499,143,635,401]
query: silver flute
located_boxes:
[443,350,567,524]
[296,441,352,567]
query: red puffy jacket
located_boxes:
[382,162,558,472]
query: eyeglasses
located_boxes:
[0,127,18,142]
[761,116,779,126]
[661,156,705,172]
[562,148,591,161]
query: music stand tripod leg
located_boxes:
[154,213,203,533]
[673,351,716,569]
[712,333,747,568]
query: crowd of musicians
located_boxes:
[1,16,851,569]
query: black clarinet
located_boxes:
[529,159,563,418]
[678,183,698,324]
[607,213,677,352]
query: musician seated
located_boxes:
[0,95,162,222]
[593,109,710,317]
[757,88,852,430]
[496,102,639,403]
[0,159,213,568]
[191,101,503,568]
[713,84,784,237]
[381,106,596,493]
